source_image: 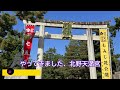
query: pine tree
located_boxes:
[0,11,47,69]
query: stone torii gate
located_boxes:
[22,20,112,79]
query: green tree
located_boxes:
[15,11,47,23]
[0,11,47,69]
[105,19,120,73]
[43,41,90,79]
[42,47,64,79]
[63,40,89,79]
[0,12,21,69]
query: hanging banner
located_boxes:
[23,24,35,63]
[99,29,112,79]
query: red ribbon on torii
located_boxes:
[23,24,35,68]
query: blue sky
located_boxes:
[11,11,120,60]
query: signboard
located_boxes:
[99,29,112,79]
[2,69,41,76]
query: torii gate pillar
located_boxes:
[87,29,97,79]
[35,25,45,79]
